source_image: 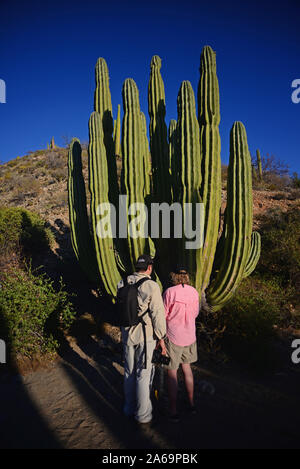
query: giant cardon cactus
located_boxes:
[68,47,261,310]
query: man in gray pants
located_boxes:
[117,254,167,425]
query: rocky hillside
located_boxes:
[0,146,299,260]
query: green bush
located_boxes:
[291,172,300,189]
[0,264,76,359]
[257,208,300,289]
[0,206,54,257]
[220,277,283,371]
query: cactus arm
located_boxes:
[198,46,222,292]
[177,81,202,288]
[121,79,150,269]
[148,55,172,204]
[88,111,121,298]
[67,138,99,283]
[256,149,263,181]
[94,58,119,207]
[243,231,261,278]
[140,111,152,198]
[168,119,181,202]
[208,121,253,311]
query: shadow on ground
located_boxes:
[2,217,300,448]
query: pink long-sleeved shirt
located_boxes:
[163,284,200,347]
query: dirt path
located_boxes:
[1,334,300,449]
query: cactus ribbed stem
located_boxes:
[177,81,202,286]
[243,231,261,278]
[140,111,152,198]
[88,111,121,298]
[208,121,253,310]
[198,45,222,292]
[256,149,263,181]
[121,79,149,268]
[94,58,113,134]
[169,119,180,201]
[68,138,99,283]
[148,55,172,204]
[94,58,119,206]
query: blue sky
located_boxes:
[1,0,299,173]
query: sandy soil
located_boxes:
[1,330,300,449]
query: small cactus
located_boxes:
[256,149,263,181]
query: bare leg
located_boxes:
[181,363,194,407]
[167,369,178,415]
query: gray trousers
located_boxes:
[123,340,156,423]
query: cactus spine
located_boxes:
[198,46,222,292]
[256,149,263,181]
[208,122,253,310]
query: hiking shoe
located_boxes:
[187,406,197,415]
[135,419,158,429]
[168,413,180,423]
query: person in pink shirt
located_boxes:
[162,265,200,422]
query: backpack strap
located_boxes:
[135,277,151,369]
[134,276,151,289]
[142,321,147,369]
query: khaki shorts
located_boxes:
[164,337,198,370]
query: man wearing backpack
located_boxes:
[117,254,167,425]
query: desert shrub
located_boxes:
[6,159,19,168]
[50,167,66,182]
[17,163,32,173]
[0,206,54,258]
[257,208,300,288]
[3,171,13,182]
[50,191,68,208]
[292,172,300,189]
[251,153,291,191]
[45,151,66,170]
[220,277,283,372]
[198,276,284,371]
[264,173,290,191]
[27,150,46,158]
[8,175,42,196]
[221,164,228,188]
[287,188,300,201]
[22,176,41,194]
[272,192,288,200]
[0,265,76,359]
[199,208,300,369]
